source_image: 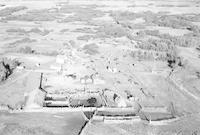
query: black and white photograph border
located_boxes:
[0,0,200,134]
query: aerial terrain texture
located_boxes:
[0,0,200,135]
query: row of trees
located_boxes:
[135,38,175,52]
[131,47,184,69]
[136,29,200,48]
[130,50,167,61]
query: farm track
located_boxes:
[167,77,200,101]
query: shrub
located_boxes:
[110,11,139,21]
[9,38,36,46]
[43,51,59,56]
[83,43,99,55]
[3,9,60,21]
[29,28,50,36]
[0,6,27,17]
[87,97,97,106]
[96,24,127,38]
[19,46,35,54]
[77,35,94,41]
[6,28,26,34]
[0,58,20,82]
[0,62,9,81]
[166,49,179,69]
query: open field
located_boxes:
[0,0,200,134]
[84,114,200,135]
[0,112,86,135]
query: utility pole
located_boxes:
[39,73,43,89]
